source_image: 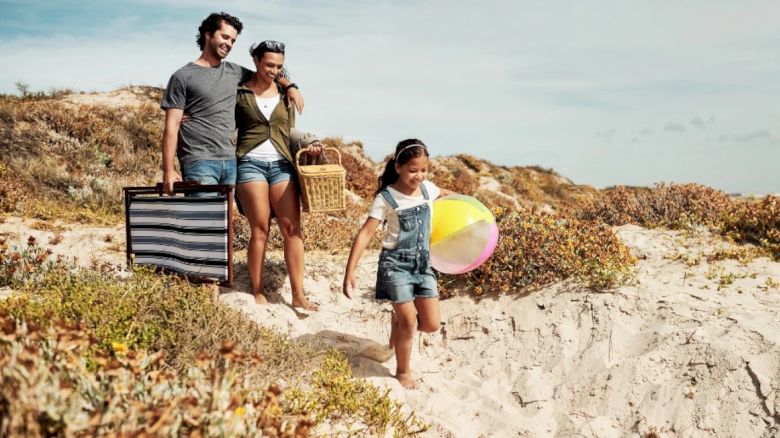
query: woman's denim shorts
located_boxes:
[237,157,295,185]
[375,250,438,303]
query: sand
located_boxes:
[2,217,779,437]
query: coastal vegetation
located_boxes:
[1,87,777,435]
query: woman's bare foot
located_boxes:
[292,297,319,311]
[396,372,418,389]
[253,292,268,305]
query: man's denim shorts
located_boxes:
[181,159,237,198]
[375,250,438,304]
[181,159,237,185]
[237,157,295,186]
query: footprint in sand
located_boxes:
[358,344,395,362]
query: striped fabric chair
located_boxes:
[123,183,234,287]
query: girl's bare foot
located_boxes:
[292,297,319,311]
[253,292,268,305]
[396,372,418,389]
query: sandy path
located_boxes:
[220,225,780,437]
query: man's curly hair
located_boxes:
[197,12,243,50]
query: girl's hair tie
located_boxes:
[394,144,426,161]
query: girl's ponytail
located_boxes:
[377,159,399,194]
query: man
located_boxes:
[161,12,303,195]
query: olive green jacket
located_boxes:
[235,85,296,161]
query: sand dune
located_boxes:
[221,225,780,437]
[2,217,779,437]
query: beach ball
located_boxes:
[430,195,499,274]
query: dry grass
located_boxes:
[326,138,377,202]
[429,157,480,195]
[1,242,319,379]
[0,238,426,436]
[0,90,163,223]
[721,195,780,259]
[575,184,780,260]
[1,88,604,227]
[0,313,316,437]
[575,183,732,228]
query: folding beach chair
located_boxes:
[123,182,234,287]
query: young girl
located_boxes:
[342,139,453,389]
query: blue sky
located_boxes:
[2,0,778,194]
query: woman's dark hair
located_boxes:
[197,12,243,50]
[376,139,429,194]
[249,41,289,80]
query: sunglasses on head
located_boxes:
[260,40,285,53]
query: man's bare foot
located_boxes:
[396,372,418,389]
[253,292,268,305]
[292,297,319,311]
[388,311,398,349]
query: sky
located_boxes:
[1,0,778,194]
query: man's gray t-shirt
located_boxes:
[161,61,252,165]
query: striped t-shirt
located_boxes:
[161,61,252,164]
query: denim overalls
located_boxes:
[375,184,438,303]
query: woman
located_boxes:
[235,40,320,310]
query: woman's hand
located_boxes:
[305,141,324,157]
[342,274,356,298]
[286,87,304,114]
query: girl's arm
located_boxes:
[342,217,381,298]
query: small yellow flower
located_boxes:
[112,342,128,355]
[234,406,246,417]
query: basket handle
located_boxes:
[295,146,342,166]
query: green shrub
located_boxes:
[721,196,780,259]
[0,238,318,377]
[0,312,315,437]
[576,184,779,261]
[576,183,732,228]
[440,208,637,297]
[0,239,425,435]
[286,351,428,436]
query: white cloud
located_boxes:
[664,122,687,133]
[719,129,779,143]
[595,129,616,143]
[691,116,716,130]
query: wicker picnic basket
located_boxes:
[295,146,346,212]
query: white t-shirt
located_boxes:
[245,95,284,161]
[368,180,441,249]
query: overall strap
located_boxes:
[379,188,399,210]
[420,182,430,200]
